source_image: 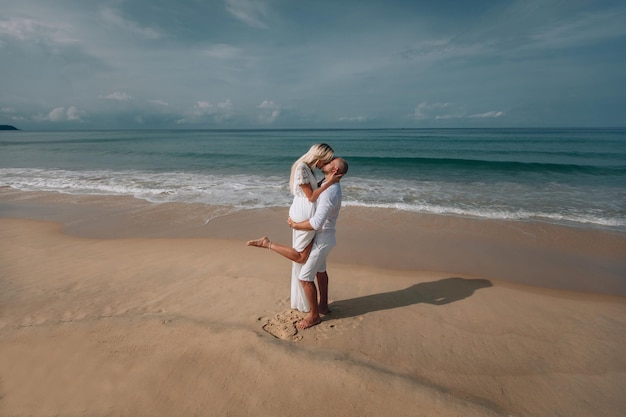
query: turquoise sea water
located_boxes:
[1,128,625,230]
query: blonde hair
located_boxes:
[289,143,334,194]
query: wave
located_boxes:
[1,168,625,230]
[342,201,626,229]
[345,155,626,176]
[0,168,292,208]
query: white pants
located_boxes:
[299,231,336,282]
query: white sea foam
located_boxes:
[1,168,625,230]
[341,200,626,228]
[0,168,291,208]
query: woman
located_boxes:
[247,143,339,312]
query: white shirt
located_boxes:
[309,182,342,233]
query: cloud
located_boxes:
[414,102,455,120]
[148,99,169,107]
[2,1,624,129]
[469,111,504,119]
[261,110,280,123]
[0,17,76,45]
[338,115,368,123]
[218,99,233,110]
[40,106,82,122]
[1,107,27,122]
[530,10,626,50]
[179,99,234,124]
[99,7,161,40]
[46,107,66,121]
[414,102,504,121]
[257,100,278,109]
[65,106,81,120]
[193,101,213,115]
[205,43,241,60]
[399,38,486,63]
[0,18,41,41]
[225,0,269,29]
[100,92,133,101]
[257,100,280,123]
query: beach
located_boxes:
[3,0,626,410]
[1,191,625,417]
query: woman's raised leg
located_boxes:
[247,237,313,264]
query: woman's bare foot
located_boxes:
[247,237,270,249]
[296,315,321,330]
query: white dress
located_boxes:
[288,162,318,312]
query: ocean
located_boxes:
[1,128,625,231]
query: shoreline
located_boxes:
[2,188,625,296]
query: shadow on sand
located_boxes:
[330,277,492,320]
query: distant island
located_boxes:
[0,125,19,130]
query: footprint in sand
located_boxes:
[260,306,363,341]
[261,310,305,341]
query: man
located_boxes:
[287,157,348,329]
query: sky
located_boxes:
[1,0,625,130]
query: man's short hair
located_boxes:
[334,158,349,175]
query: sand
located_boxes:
[1,191,626,417]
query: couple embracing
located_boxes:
[247,144,348,330]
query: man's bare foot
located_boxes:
[319,307,331,315]
[296,315,321,330]
[247,237,270,248]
